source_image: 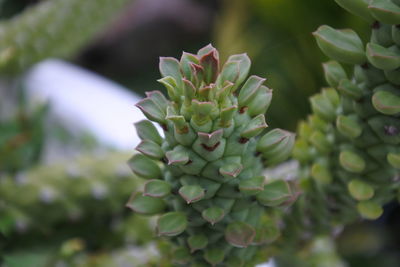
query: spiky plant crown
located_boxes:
[127,44,296,266]
[288,0,400,240]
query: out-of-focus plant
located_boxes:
[0,0,132,74]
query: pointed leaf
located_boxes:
[335,0,374,21]
[239,176,265,193]
[219,163,243,178]
[313,25,365,64]
[126,192,165,215]
[256,180,293,207]
[238,75,266,107]
[369,0,400,25]
[240,114,268,139]
[128,154,161,179]
[136,140,164,159]
[144,180,172,198]
[134,120,162,145]
[225,221,256,248]
[179,185,205,204]
[157,212,187,236]
[188,235,208,253]
[202,206,225,225]
[165,146,189,165]
[366,43,400,71]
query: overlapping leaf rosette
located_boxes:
[289,0,400,239]
[127,45,296,266]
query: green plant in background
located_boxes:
[0,152,157,266]
[127,44,297,266]
[286,0,400,249]
[215,0,369,131]
[0,0,132,74]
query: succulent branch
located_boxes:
[0,0,131,74]
[127,44,296,266]
[287,0,400,242]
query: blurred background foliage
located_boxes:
[0,0,399,266]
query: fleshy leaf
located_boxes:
[136,140,164,159]
[128,154,161,179]
[339,150,366,173]
[348,179,374,201]
[179,185,205,204]
[202,206,225,225]
[225,221,256,248]
[126,192,165,215]
[188,234,208,253]
[157,212,187,236]
[134,120,162,145]
[144,180,172,198]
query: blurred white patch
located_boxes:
[24,59,152,151]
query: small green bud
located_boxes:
[144,180,172,198]
[313,25,366,64]
[322,61,347,88]
[188,235,208,253]
[372,90,400,115]
[366,43,400,70]
[247,85,273,117]
[368,0,400,25]
[348,179,374,200]
[240,114,268,139]
[225,221,256,248]
[357,200,383,220]
[238,75,266,108]
[257,129,295,166]
[157,212,187,236]
[179,185,205,204]
[336,115,363,139]
[202,206,225,225]
[126,192,165,215]
[128,154,161,179]
[339,150,366,173]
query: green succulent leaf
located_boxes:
[188,234,208,253]
[225,221,256,248]
[157,212,187,236]
[313,25,365,64]
[128,154,161,179]
[134,120,162,145]
[372,90,400,115]
[136,140,164,160]
[144,180,172,198]
[339,150,366,173]
[126,192,165,215]
[256,180,293,207]
[357,201,383,220]
[348,179,374,200]
[202,206,225,225]
[334,0,374,21]
[179,185,205,204]
[369,0,400,25]
[366,43,400,71]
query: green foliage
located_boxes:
[0,0,131,74]
[288,0,400,243]
[128,44,297,266]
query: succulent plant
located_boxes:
[288,0,400,240]
[0,0,131,74]
[127,44,296,266]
